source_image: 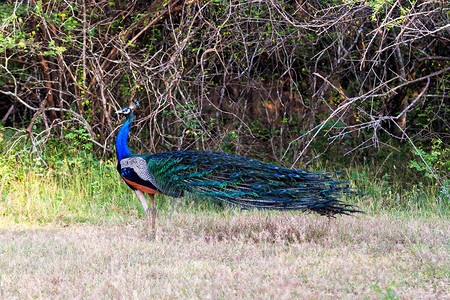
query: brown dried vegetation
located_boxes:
[0,211,447,298]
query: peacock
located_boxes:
[116,100,359,239]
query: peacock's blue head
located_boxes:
[116,100,140,117]
[116,106,133,117]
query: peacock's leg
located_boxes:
[134,190,152,239]
[149,194,157,239]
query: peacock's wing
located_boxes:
[142,150,356,216]
[118,156,162,194]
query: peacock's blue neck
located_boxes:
[116,114,134,161]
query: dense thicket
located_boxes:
[0,0,449,174]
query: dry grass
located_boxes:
[0,210,448,299]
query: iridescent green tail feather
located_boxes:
[143,150,359,216]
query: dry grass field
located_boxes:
[0,209,448,299]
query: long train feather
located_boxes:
[142,150,359,216]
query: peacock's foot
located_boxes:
[148,229,156,240]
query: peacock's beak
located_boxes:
[115,108,126,115]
